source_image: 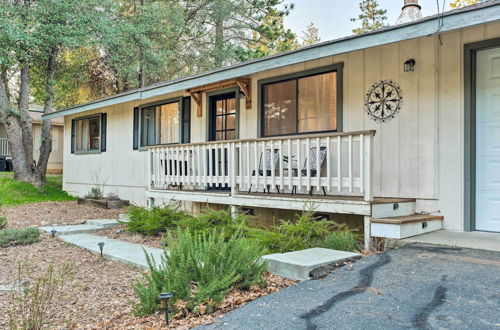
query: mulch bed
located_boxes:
[1,201,124,229]
[0,233,295,329]
[96,224,164,249]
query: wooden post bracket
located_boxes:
[236,78,252,110]
[189,92,202,117]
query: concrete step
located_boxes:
[39,219,121,236]
[262,248,361,281]
[371,200,416,218]
[58,233,165,269]
[371,214,444,239]
[118,213,131,223]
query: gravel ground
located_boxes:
[96,224,164,249]
[2,201,124,229]
[201,244,500,330]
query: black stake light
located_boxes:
[159,292,174,326]
[50,229,57,238]
[97,242,105,258]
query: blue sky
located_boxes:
[284,0,447,42]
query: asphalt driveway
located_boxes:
[201,244,500,330]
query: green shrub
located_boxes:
[319,231,360,252]
[177,208,248,238]
[249,210,352,253]
[0,216,6,229]
[133,229,267,316]
[0,228,40,248]
[85,187,104,200]
[126,204,189,236]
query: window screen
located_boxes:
[75,116,101,152]
[262,70,338,137]
[263,79,297,136]
[140,101,180,146]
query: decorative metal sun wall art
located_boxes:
[364,80,403,123]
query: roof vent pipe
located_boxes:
[395,0,423,25]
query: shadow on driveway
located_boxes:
[200,244,500,330]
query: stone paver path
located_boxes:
[40,219,164,269]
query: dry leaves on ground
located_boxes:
[96,225,164,249]
[2,201,124,229]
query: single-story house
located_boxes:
[43,0,500,249]
[1,106,64,173]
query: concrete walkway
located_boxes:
[59,233,165,269]
[40,219,165,269]
[395,230,500,252]
[200,244,500,330]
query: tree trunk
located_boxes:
[214,13,224,68]
[18,64,34,166]
[36,48,58,185]
[0,78,35,183]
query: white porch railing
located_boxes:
[148,130,375,201]
[0,138,9,156]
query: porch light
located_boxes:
[50,229,57,238]
[97,242,105,258]
[159,292,174,325]
[403,58,416,72]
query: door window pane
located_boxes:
[298,72,337,133]
[263,80,297,136]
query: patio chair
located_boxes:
[291,146,328,196]
[248,148,281,194]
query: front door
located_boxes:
[208,92,237,190]
[475,46,500,232]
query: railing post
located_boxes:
[148,148,153,191]
[230,142,237,196]
[363,134,374,202]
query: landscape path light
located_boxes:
[50,228,57,238]
[159,292,174,326]
[97,242,105,258]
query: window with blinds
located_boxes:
[262,70,338,137]
[140,100,180,146]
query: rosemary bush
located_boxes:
[133,229,267,316]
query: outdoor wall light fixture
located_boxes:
[159,292,174,325]
[97,242,105,258]
[50,229,57,238]
[403,58,416,72]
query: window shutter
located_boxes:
[133,107,139,150]
[71,119,76,153]
[100,113,107,152]
[182,97,191,143]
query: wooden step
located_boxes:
[371,214,444,224]
[371,214,444,239]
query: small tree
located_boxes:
[351,0,388,35]
[450,0,479,9]
[301,22,321,47]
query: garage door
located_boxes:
[476,46,500,232]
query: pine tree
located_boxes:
[351,0,388,35]
[301,22,321,46]
[450,0,479,9]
